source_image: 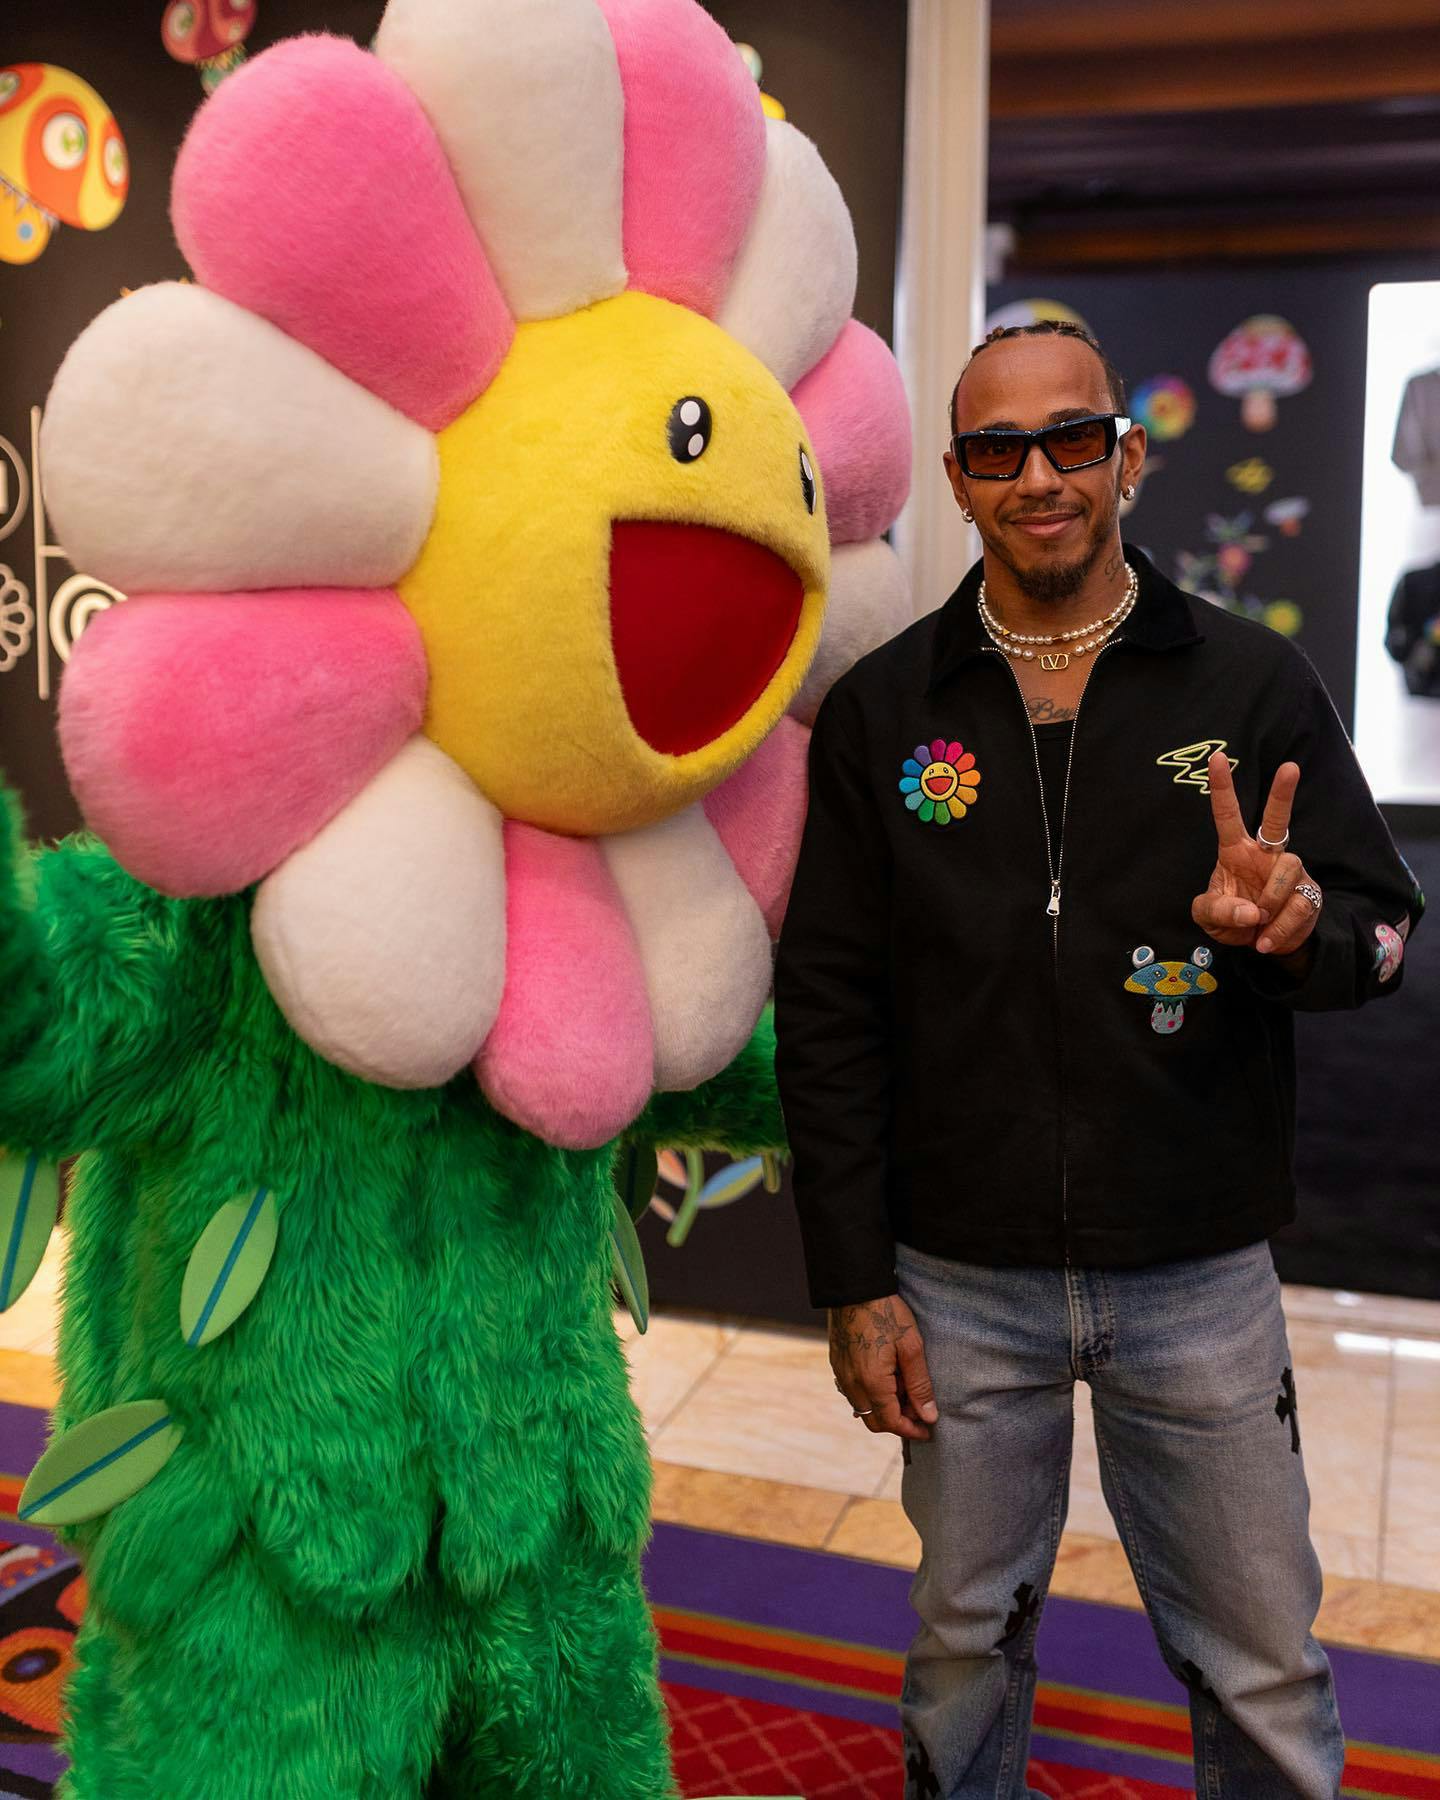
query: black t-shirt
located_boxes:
[1033,719,1073,866]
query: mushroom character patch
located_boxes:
[1125,944,1217,1035]
[1373,922,1404,983]
[899,738,982,827]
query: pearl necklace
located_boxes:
[978,563,1138,665]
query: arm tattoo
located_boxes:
[1026,696,1078,723]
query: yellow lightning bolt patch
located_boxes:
[1156,739,1238,793]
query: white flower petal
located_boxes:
[376,0,626,321]
[716,119,857,394]
[791,539,912,726]
[602,804,772,1091]
[41,283,436,595]
[251,737,506,1089]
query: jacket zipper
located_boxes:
[982,641,1118,1269]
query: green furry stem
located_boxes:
[625,1005,788,1154]
[22,859,679,1794]
[0,779,212,1159]
[1,778,780,1792]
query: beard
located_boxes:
[983,470,1122,604]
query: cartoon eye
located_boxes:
[167,0,197,35]
[41,113,88,171]
[1192,945,1213,968]
[667,397,711,463]
[103,135,127,190]
[799,446,816,514]
[1131,945,1155,968]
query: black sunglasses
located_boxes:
[950,412,1133,480]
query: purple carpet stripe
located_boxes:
[644,1521,1440,1755]
[1030,1731,1194,1787]
[657,1652,900,1730]
[645,1519,918,1646]
[0,1402,52,1472]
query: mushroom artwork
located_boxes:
[162,0,260,93]
[1264,495,1311,538]
[1208,315,1312,432]
[1125,944,1218,1036]
[0,65,128,266]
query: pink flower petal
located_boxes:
[792,320,913,545]
[595,0,766,319]
[172,36,513,432]
[58,589,427,896]
[930,738,947,762]
[946,740,963,763]
[477,825,654,1149]
[702,717,810,938]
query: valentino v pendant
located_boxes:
[1041,652,1069,671]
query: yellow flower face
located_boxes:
[397,289,829,836]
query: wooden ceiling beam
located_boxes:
[992,29,1440,117]
[991,0,1440,57]
[1008,212,1440,267]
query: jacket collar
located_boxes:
[924,543,1204,697]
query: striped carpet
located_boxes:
[0,1403,1435,1797]
[644,1520,1440,1799]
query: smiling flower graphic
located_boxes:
[38,0,914,1151]
[901,739,981,825]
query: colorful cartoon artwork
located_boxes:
[0,65,128,266]
[900,739,981,825]
[0,1540,84,1745]
[1263,495,1310,537]
[1156,739,1237,794]
[1208,316,1312,431]
[1125,943,1217,1035]
[1131,374,1195,442]
[984,299,1090,336]
[1173,510,1304,639]
[0,565,33,673]
[1373,921,1404,982]
[1227,457,1273,495]
[646,1146,782,1245]
[163,0,261,93]
[1206,510,1268,586]
[734,43,784,120]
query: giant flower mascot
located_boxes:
[0,0,912,1792]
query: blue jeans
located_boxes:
[895,1238,1344,1800]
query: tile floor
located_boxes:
[619,1277,1440,1659]
[1,1230,1437,1658]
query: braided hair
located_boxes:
[950,320,1127,436]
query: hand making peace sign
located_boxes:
[1192,751,1324,960]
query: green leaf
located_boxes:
[698,1157,765,1209]
[761,1153,783,1195]
[0,1151,60,1313]
[613,1145,659,1226]
[611,1193,649,1335]
[180,1188,278,1348]
[18,1400,181,1527]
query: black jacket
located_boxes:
[774,547,1425,1308]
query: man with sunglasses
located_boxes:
[774,320,1423,1799]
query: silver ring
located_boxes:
[1296,882,1323,912]
[852,1407,874,1418]
[1257,827,1290,851]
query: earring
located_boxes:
[961,508,974,522]
[1122,485,1135,500]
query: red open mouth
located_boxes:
[609,521,805,757]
